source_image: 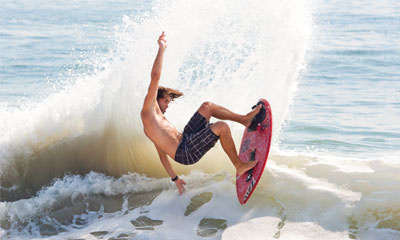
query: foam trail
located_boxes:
[2,153,400,239]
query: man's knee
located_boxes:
[199,101,213,112]
[198,101,214,118]
[211,121,229,135]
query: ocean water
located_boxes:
[0,0,399,239]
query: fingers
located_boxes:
[159,31,166,41]
[157,32,167,49]
[176,179,186,195]
[179,184,185,195]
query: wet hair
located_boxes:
[157,86,183,101]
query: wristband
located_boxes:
[171,175,179,182]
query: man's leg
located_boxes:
[210,121,257,176]
[194,101,260,175]
[197,102,261,127]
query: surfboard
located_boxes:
[236,99,272,205]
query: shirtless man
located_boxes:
[141,32,261,194]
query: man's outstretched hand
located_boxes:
[175,178,186,195]
[157,31,167,50]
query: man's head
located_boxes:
[157,86,183,114]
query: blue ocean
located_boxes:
[1,0,399,239]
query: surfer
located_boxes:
[141,32,261,194]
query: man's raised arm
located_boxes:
[142,32,168,110]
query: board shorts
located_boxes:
[174,111,220,165]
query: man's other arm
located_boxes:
[155,145,186,194]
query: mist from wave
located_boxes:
[0,0,312,201]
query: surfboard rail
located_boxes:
[236,99,272,205]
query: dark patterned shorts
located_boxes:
[174,111,220,165]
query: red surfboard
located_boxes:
[236,99,272,205]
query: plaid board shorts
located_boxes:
[174,111,220,165]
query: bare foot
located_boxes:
[236,160,258,176]
[242,104,262,127]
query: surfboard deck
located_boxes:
[236,99,272,205]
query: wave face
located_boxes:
[0,0,312,201]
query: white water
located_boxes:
[2,152,400,239]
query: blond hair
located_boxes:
[157,86,183,101]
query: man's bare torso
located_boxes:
[141,105,182,159]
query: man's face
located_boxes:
[157,95,171,114]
